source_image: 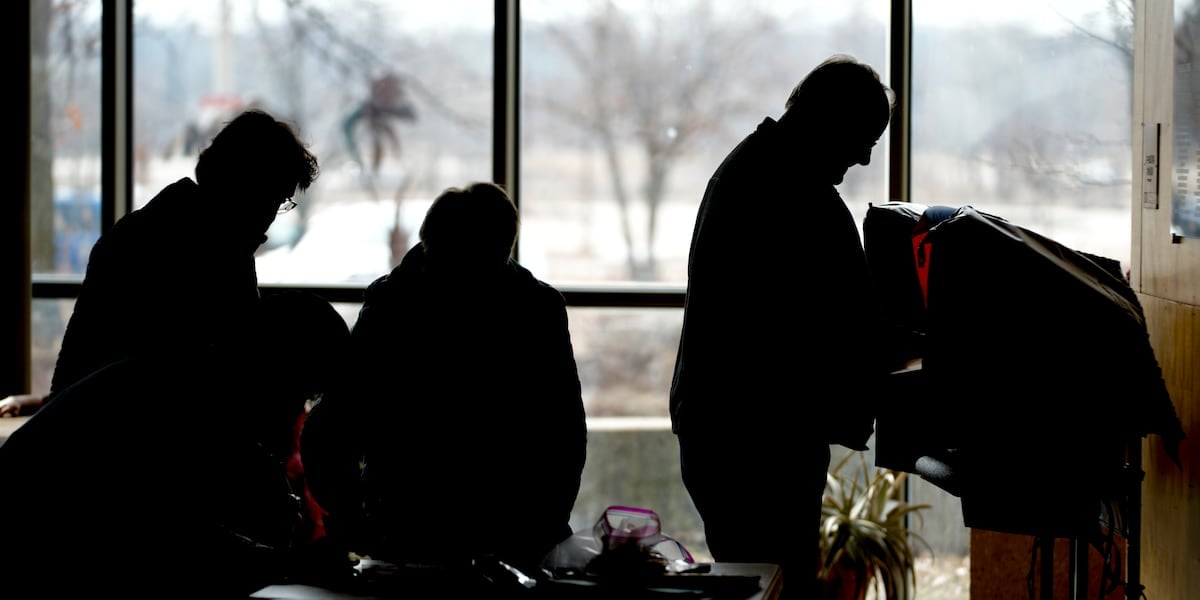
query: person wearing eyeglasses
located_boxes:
[49,108,318,396]
[3,110,309,422]
[669,54,899,598]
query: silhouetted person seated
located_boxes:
[0,291,350,599]
[302,182,587,577]
[50,108,319,397]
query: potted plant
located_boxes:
[819,451,933,600]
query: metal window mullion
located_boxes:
[102,0,132,233]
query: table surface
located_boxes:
[0,416,29,445]
[253,561,782,600]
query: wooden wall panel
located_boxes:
[1127,2,1199,599]
[1139,0,1200,304]
[1139,295,1200,600]
[1132,0,1151,286]
[1140,214,1200,305]
[969,530,1125,600]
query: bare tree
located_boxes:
[1055,0,1133,69]
[968,3,1136,200]
[29,0,104,274]
[265,0,483,266]
[31,0,53,274]
[534,0,778,281]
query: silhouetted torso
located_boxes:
[0,356,298,598]
[667,54,895,599]
[307,245,586,573]
[51,178,261,395]
[671,116,884,442]
[3,289,350,597]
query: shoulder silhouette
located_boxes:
[302,181,586,575]
[669,54,895,597]
[50,108,320,396]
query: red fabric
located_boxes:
[287,410,327,543]
[912,229,932,309]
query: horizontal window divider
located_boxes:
[259,284,367,305]
[33,277,686,309]
[558,285,685,308]
[31,276,83,299]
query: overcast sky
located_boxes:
[133,0,1120,35]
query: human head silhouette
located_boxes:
[419,182,519,271]
[195,109,320,243]
[779,54,895,184]
[250,291,350,396]
[239,291,350,455]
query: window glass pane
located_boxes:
[132,0,493,285]
[912,0,1133,269]
[570,307,681,418]
[331,302,362,330]
[1174,1,1200,238]
[32,0,103,277]
[565,307,710,559]
[520,0,890,286]
[31,299,74,398]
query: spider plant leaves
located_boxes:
[819,451,934,599]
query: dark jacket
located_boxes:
[669,117,890,448]
[304,245,586,571]
[0,356,301,598]
[51,177,261,394]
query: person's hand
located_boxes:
[0,394,46,417]
[0,396,22,417]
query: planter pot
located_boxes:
[821,561,870,600]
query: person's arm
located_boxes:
[0,393,47,417]
[532,291,588,521]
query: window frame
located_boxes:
[12,0,912,388]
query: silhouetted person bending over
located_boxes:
[50,108,319,395]
[0,291,351,599]
[302,182,587,575]
[669,54,897,597]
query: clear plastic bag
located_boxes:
[541,505,694,578]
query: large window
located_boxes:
[911,0,1133,269]
[22,2,1136,597]
[519,0,890,286]
[28,0,102,393]
[133,0,494,285]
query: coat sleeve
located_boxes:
[526,287,587,542]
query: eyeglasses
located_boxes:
[277,198,298,214]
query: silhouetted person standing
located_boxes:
[669,54,896,597]
[50,108,319,395]
[0,291,351,598]
[302,182,587,575]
